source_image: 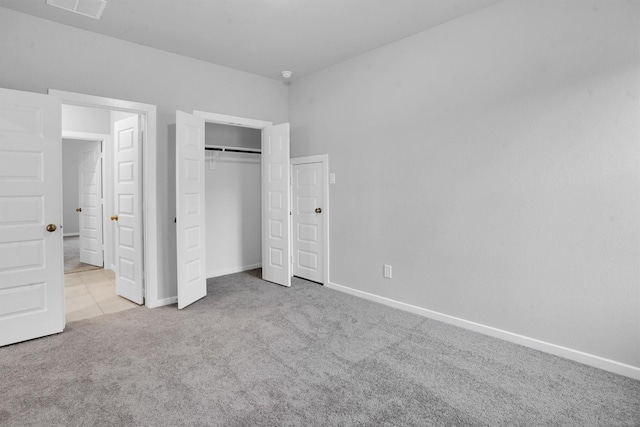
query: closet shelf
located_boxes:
[204,145,261,154]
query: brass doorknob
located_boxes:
[76,207,82,213]
[315,208,322,214]
[46,224,57,232]
[110,215,119,221]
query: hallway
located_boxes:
[65,268,138,322]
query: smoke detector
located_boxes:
[281,71,293,79]
[47,0,108,20]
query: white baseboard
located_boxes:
[326,281,640,381]
[63,233,79,237]
[146,295,177,308]
[207,263,261,279]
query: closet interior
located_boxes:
[204,122,263,278]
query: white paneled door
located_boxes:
[292,162,324,283]
[176,111,206,309]
[261,123,291,287]
[78,141,103,267]
[0,87,65,346]
[113,116,143,305]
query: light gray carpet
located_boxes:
[64,236,101,274]
[1,270,638,426]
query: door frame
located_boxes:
[290,155,330,285]
[62,131,111,269]
[193,111,272,129]
[193,110,285,283]
[49,90,159,307]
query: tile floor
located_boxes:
[65,268,139,322]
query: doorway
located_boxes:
[175,111,292,308]
[61,107,142,321]
[51,89,160,308]
[205,123,262,278]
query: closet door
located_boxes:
[176,111,206,309]
[261,123,291,287]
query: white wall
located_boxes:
[205,124,262,277]
[205,153,261,277]
[289,0,640,371]
[0,8,289,302]
[61,139,86,235]
[62,104,110,134]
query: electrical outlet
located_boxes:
[384,264,392,279]
[329,173,336,184]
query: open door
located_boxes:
[176,111,206,309]
[261,123,291,287]
[113,116,143,305]
[0,87,65,346]
[78,141,104,267]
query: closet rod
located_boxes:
[204,145,261,154]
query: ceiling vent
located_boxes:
[46,0,108,20]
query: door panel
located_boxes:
[79,141,103,267]
[113,116,143,304]
[0,87,64,346]
[176,111,206,309]
[292,162,324,283]
[261,123,291,287]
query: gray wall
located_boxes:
[289,0,640,368]
[0,7,289,301]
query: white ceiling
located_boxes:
[0,0,502,81]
